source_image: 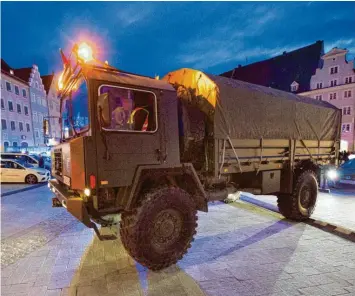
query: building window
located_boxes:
[344,90,352,98]
[330,66,338,75]
[13,142,18,147]
[35,129,39,138]
[31,94,36,102]
[49,101,53,109]
[291,85,298,92]
[26,123,30,132]
[19,122,24,131]
[42,98,46,107]
[315,95,322,101]
[329,93,337,100]
[8,101,14,111]
[22,89,27,97]
[1,119,7,130]
[316,82,323,89]
[33,112,38,122]
[1,99,5,109]
[2,132,8,140]
[330,80,337,87]
[35,81,39,89]
[14,85,19,95]
[6,81,11,92]
[343,107,351,115]
[17,104,21,114]
[10,121,16,131]
[38,113,43,123]
[24,106,29,115]
[4,141,9,149]
[37,96,42,104]
[342,124,351,133]
[345,77,353,84]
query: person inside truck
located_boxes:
[111,96,128,130]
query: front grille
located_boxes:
[54,149,63,176]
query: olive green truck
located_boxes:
[49,46,341,270]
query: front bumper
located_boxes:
[48,179,93,228]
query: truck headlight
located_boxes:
[327,170,338,180]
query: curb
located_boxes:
[239,195,355,243]
[1,183,47,197]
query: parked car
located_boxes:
[327,159,355,187]
[1,153,39,167]
[0,159,50,184]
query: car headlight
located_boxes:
[37,171,46,175]
[327,169,338,180]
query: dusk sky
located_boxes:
[1,1,355,77]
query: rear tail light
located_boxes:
[90,174,96,189]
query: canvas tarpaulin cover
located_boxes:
[162,68,341,141]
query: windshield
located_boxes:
[61,77,89,139]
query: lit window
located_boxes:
[330,66,338,75]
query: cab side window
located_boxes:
[99,86,157,132]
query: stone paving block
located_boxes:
[299,286,332,296]
[46,289,62,296]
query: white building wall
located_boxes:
[300,48,355,151]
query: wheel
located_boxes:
[120,187,198,271]
[277,170,318,221]
[25,174,38,184]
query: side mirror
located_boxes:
[43,119,50,136]
[97,93,111,128]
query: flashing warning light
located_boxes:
[155,75,160,80]
[77,42,93,62]
[84,188,91,197]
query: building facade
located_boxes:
[299,48,355,151]
[14,65,50,148]
[1,60,35,152]
[41,74,61,144]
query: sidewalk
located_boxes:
[1,183,47,197]
[240,190,355,232]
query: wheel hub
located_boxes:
[151,209,183,251]
[300,186,311,208]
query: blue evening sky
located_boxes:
[1,1,355,77]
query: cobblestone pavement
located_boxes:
[1,184,37,195]
[241,189,355,231]
[1,188,355,296]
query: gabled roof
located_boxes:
[322,47,348,59]
[1,59,28,84]
[13,67,33,83]
[41,74,54,95]
[220,41,324,93]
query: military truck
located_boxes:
[48,43,341,270]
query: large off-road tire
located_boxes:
[120,187,198,271]
[277,170,318,221]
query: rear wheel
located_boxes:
[25,174,38,184]
[277,170,318,221]
[120,187,198,270]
